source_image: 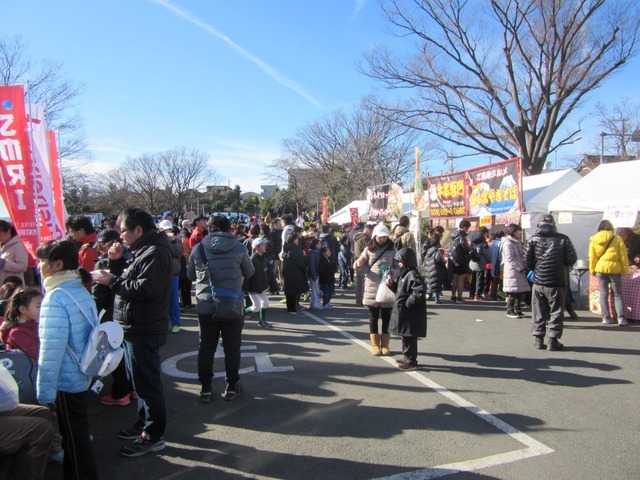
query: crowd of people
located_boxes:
[0,206,638,479]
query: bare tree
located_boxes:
[115,154,164,212]
[592,98,640,159]
[272,96,424,208]
[157,147,218,215]
[363,0,640,175]
[0,35,87,163]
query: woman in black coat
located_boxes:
[282,232,308,314]
[423,238,447,303]
[388,248,427,370]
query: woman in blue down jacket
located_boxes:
[37,239,99,480]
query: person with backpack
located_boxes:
[468,227,492,301]
[447,219,472,303]
[36,239,99,479]
[187,215,254,403]
[392,215,417,254]
[244,237,273,328]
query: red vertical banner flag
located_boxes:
[47,130,65,231]
[321,197,329,223]
[0,85,39,257]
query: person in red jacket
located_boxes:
[66,216,99,289]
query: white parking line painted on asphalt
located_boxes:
[304,311,555,479]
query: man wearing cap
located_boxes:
[187,215,254,403]
[244,237,272,328]
[524,214,577,351]
[189,215,207,250]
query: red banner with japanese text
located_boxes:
[0,85,39,257]
[321,197,328,223]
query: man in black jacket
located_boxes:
[93,208,173,457]
[524,214,578,351]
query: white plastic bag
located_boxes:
[375,273,396,304]
[0,364,19,412]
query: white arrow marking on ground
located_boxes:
[161,345,294,380]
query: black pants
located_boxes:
[401,336,418,362]
[285,293,299,312]
[197,315,243,389]
[56,391,99,480]
[111,357,133,399]
[125,333,167,442]
[368,306,392,334]
[179,276,193,307]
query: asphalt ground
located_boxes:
[44,289,639,480]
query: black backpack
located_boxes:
[393,235,404,252]
[0,350,37,404]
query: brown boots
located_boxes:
[370,334,381,356]
[370,333,392,356]
[380,333,391,356]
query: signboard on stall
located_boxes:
[349,207,359,225]
[366,182,403,222]
[603,201,639,228]
[427,157,522,223]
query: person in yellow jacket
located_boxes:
[589,220,629,326]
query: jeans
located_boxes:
[309,279,322,309]
[596,273,625,321]
[197,314,243,389]
[320,281,333,306]
[169,275,181,327]
[338,261,349,288]
[124,333,167,441]
[531,285,566,340]
[401,336,418,362]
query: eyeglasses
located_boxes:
[120,226,135,234]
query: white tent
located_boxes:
[328,200,368,224]
[523,168,582,213]
[546,160,640,296]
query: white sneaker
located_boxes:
[323,304,334,310]
[618,318,629,326]
[602,318,615,324]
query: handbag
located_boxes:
[375,272,396,304]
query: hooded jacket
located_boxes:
[187,231,254,318]
[501,235,531,294]
[111,230,174,335]
[589,231,629,275]
[524,224,577,287]
[0,234,29,285]
[389,248,427,337]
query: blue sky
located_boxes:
[5,1,640,196]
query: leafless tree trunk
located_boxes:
[363,0,640,175]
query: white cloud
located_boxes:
[150,0,324,109]
[353,0,367,17]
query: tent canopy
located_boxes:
[523,169,581,213]
[548,160,640,212]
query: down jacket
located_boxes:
[524,224,577,287]
[358,239,396,308]
[0,234,28,285]
[111,230,174,335]
[500,235,531,294]
[424,244,447,295]
[37,275,94,404]
[282,242,308,295]
[389,248,427,338]
[188,231,254,318]
[588,231,629,275]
